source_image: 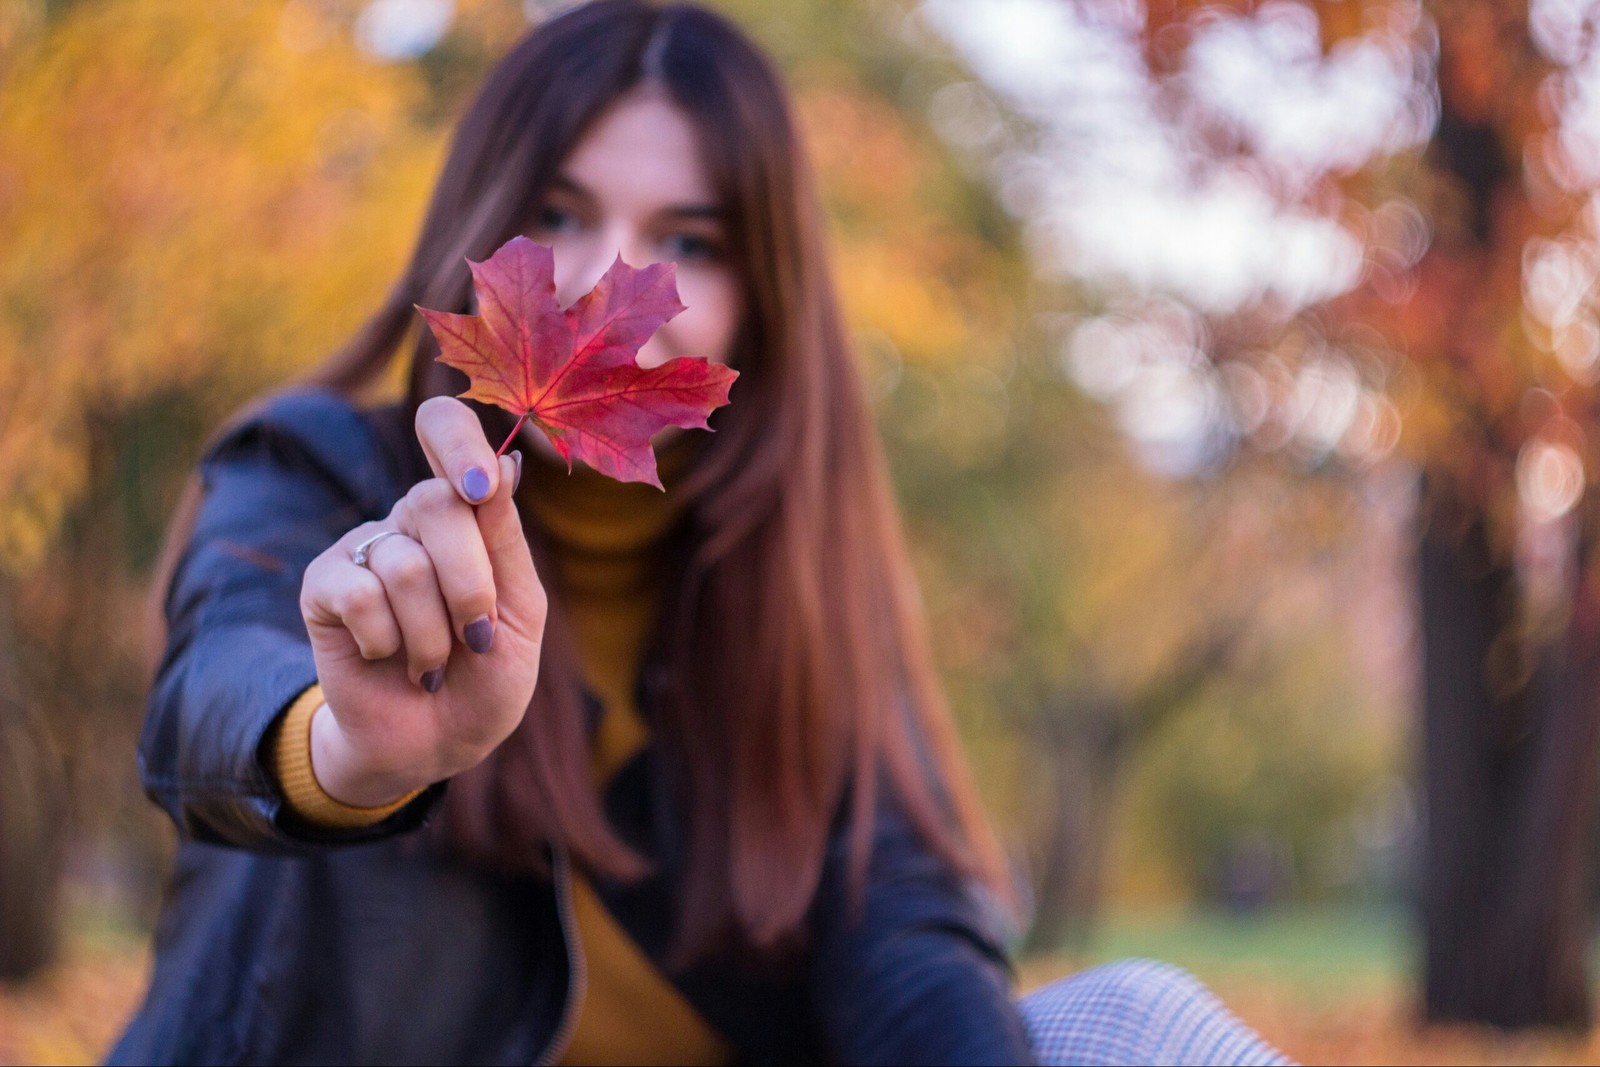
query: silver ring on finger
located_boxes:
[351,529,404,569]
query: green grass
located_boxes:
[1026,903,1414,999]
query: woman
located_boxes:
[112,2,1288,1063]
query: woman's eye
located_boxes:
[661,233,721,262]
[535,205,579,233]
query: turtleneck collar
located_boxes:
[516,436,696,786]
[519,437,694,600]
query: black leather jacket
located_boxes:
[109,388,1034,1066]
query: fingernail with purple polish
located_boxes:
[462,466,491,503]
[511,450,524,495]
[421,667,445,693]
[464,615,494,654]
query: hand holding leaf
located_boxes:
[417,236,738,489]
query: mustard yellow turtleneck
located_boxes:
[267,443,732,1066]
[524,445,733,1067]
[524,450,677,785]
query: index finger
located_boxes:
[415,396,501,505]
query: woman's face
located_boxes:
[528,88,742,372]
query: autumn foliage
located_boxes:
[1,0,1550,1057]
[418,237,737,486]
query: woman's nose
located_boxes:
[555,243,611,307]
[554,224,648,306]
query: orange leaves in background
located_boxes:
[0,0,432,576]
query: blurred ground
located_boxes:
[6,901,1600,1066]
[0,910,147,1065]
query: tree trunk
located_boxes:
[1025,696,1125,953]
[1418,477,1600,1028]
[1023,625,1250,952]
[0,691,66,982]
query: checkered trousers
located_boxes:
[1018,959,1295,1066]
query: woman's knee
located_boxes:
[1018,959,1291,1066]
[1022,957,1213,1025]
[1073,958,1209,1001]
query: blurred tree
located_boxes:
[922,0,1600,1028]
[1220,0,1600,1028]
[0,606,66,981]
[1128,632,1394,910]
[780,3,1383,952]
[1349,1,1600,1030]
[911,0,1421,950]
[0,0,437,977]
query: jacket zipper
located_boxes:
[533,843,586,1066]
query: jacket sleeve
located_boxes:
[808,789,1036,1066]
[137,388,443,851]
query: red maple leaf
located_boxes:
[416,236,738,488]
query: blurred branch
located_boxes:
[1026,602,1261,951]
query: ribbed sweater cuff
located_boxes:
[268,684,423,828]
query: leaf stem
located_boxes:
[497,412,531,458]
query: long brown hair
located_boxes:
[314,0,1007,960]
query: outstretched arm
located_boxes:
[140,390,543,850]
